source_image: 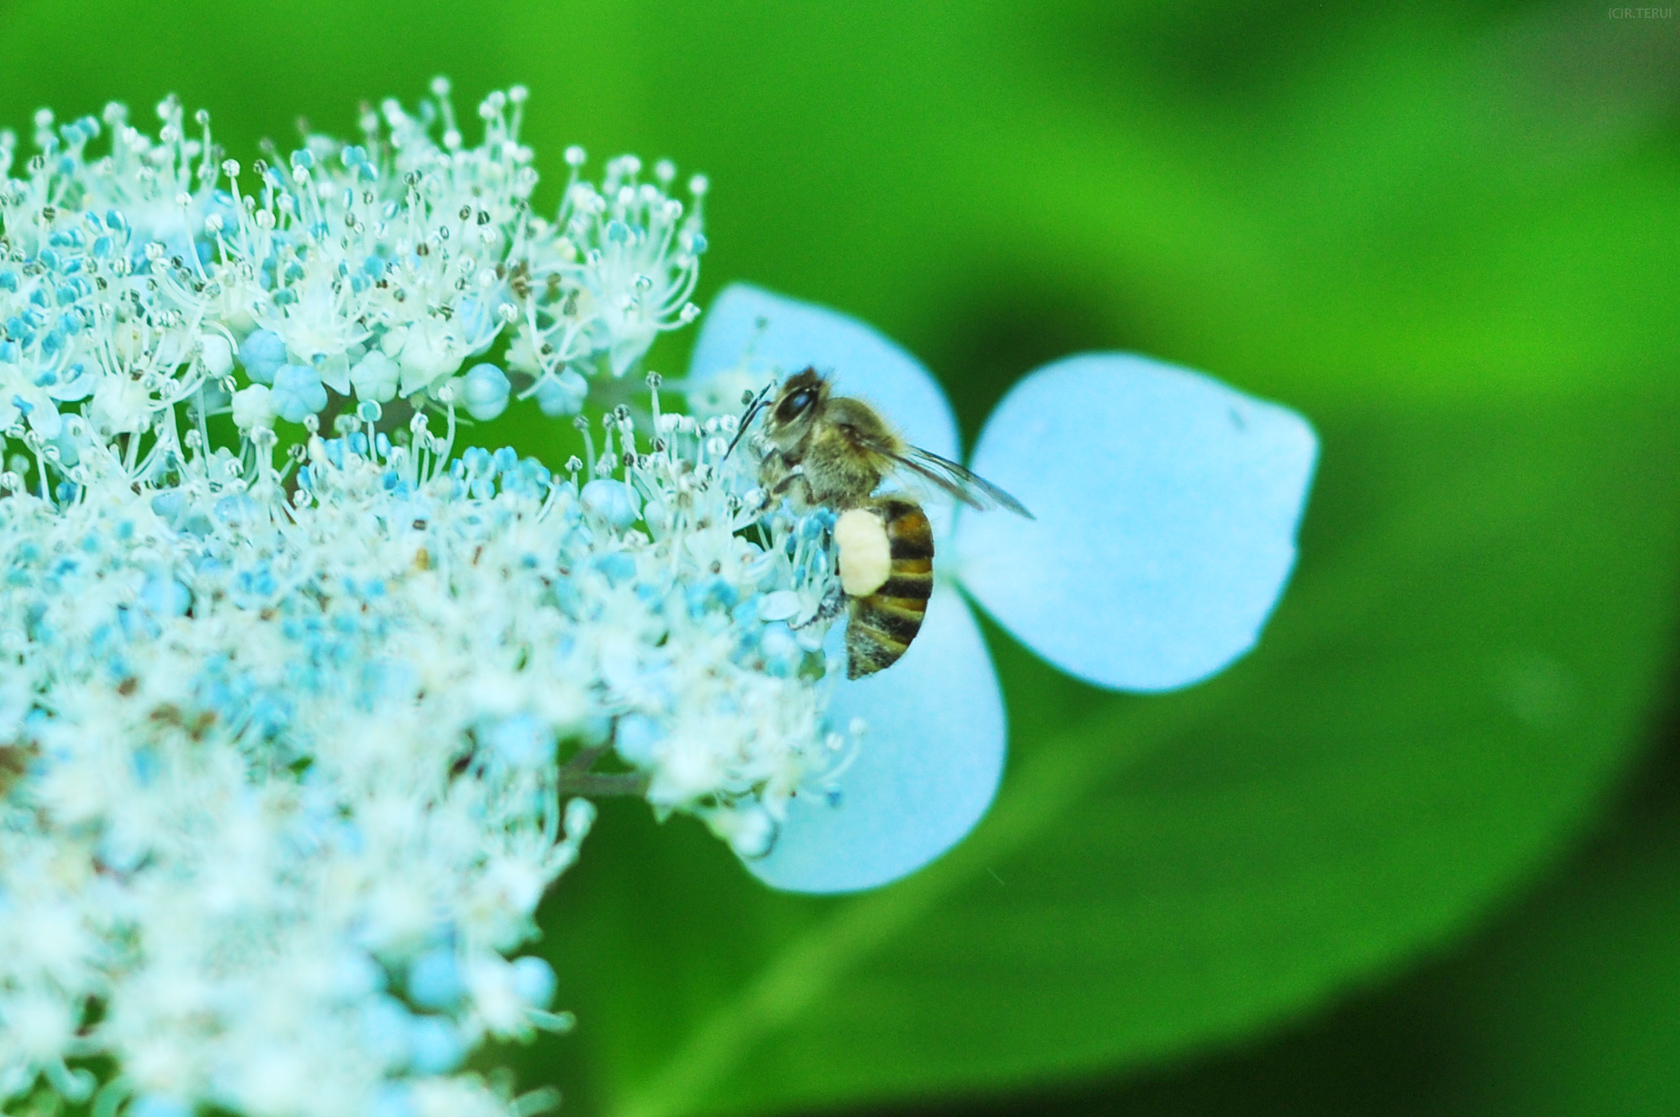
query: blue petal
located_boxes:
[746,585,1004,893]
[687,283,960,460]
[956,354,1317,692]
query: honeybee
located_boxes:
[731,368,1032,679]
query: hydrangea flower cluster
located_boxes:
[0,80,1319,1117]
[0,86,849,1117]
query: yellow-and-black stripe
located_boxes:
[845,498,935,678]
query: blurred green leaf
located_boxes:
[513,375,1680,1117]
[1433,764,1680,1117]
[816,741,1680,1117]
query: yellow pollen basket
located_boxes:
[835,507,893,596]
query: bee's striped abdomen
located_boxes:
[844,498,934,679]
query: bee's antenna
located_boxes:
[723,381,776,461]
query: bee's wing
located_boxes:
[895,446,1035,520]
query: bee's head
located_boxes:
[763,368,829,448]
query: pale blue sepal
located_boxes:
[686,283,961,461]
[745,585,1005,893]
[956,354,1318,692]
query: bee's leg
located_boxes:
[772,466,812,502]
[752,450,787,513]
[792,579,846,630]
[756,456,813,514]
[817,579,846,619]
[756,448,789,491]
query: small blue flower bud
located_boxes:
[486,713,554,767]
[238,329,287,385]
[149,490,185,524]
[534,368,589,417]
[330,951,382,1001]
[349,350,399,402]
[138,575,192,618]
[511,956,556,1007]
[613,714,662,766]
[580,479,640,530]
[407,1016,465,1074]
[461,446,493,477]
[407,949,465,1008]
[360,997,414,1065]
[759,622,800,677]
[271,364,328,423]
[457,297,499,349]
[592,552,636,586]
[461,362,510,420]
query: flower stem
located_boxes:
[556,771,650,798]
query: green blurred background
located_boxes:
[5,2,1678,1114]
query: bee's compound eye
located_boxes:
[777,388,816,423]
